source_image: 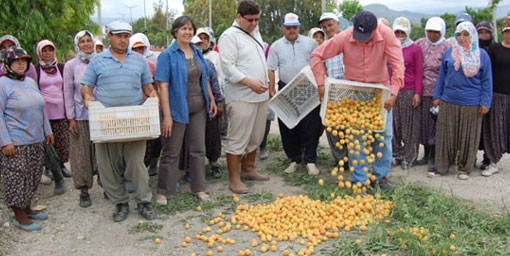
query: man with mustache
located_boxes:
[267,13,321,175]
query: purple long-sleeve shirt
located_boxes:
[63,57,89,121]
[402,43,424,95]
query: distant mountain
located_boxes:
[364,4,432,24]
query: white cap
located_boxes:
[282,13,301,26]
[196,27,211,38]
[319,12,339,23]
[191,36,203,44]
[107,21,132,35]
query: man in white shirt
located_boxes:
[218,0,270,194]
[267,13,321,176]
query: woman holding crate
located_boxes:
[391,17,424,170]
[432,22,493,180]
[63,30,98,208]
[0,47,54,231]
[155,16,217,205]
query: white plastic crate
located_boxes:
[268,65,320,129]
[88,98,161,143]
[320,78,390,132]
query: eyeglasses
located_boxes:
[242,16,259,23]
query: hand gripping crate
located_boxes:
[88,98,161,143]
[268,65,320,129]
[320,78,390,132]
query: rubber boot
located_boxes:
[241,150,269,181]
[415,146,430,166]
[427,147,436,172]
[50,161,66,195]
[226,153,248,194]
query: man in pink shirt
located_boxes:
[311,11,405,190]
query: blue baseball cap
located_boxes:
[282,13,301,26]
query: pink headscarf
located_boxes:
[36,39,58,74]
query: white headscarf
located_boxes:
[425,17,446,45]
[452,22,480,77]
[392,16,413,48]
[129,33,153,58]
[74,30,96,63]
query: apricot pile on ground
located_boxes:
[185,194,393,255]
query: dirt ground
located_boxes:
[1,122,509,256]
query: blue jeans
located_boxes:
[350,110,393,184]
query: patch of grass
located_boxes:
[323,184,510,255]
[129,221,163,234]
[245,191,274,204]
[154,193,234,215]
[267,133,283,151]
[317,144,334,162]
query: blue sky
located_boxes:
[95,0,507,21]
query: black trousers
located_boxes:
[277,81,322,164]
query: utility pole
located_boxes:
[97,0,102,37]
[166,0,169,47]
[209,0,212,28]
[125,4,136,25]
[144,0,147,29]
[322,0,326,13]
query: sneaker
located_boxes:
[61,166,72,178]
[40,174,52,185]
[481,164,499,177]
[427,171,441,178]
[138,203,157,220]
[307,163,320,175]
[259,148,268,160]
[155,194,168,206]
[112,203,129,222]
[196,192,211,202]
[284,162,298,174]
[457,172,469,180]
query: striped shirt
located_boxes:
[80,50,153,107]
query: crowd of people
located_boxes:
[0,0,508,231]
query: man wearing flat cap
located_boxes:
[311,11,405,191]
[81,21,158,222]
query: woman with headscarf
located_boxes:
[391,17,424,170]
[0,47,54,231]
[63,30,99,207]
[432,22,492,180]
[481,17,510,177]
[129,33,160,176]
[415,17,451,172]
[0,35,38,81]
[95,39,105,53]
[35,40,71,179]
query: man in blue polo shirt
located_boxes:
[267,13,321,175]
[81,21,158,222]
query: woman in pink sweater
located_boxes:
[391,17,424,170]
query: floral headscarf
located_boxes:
[2,46,32,81]
[392,17,413,48]
[36,39,58,74]
[74,30,96,63]
[453,21,480,78]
